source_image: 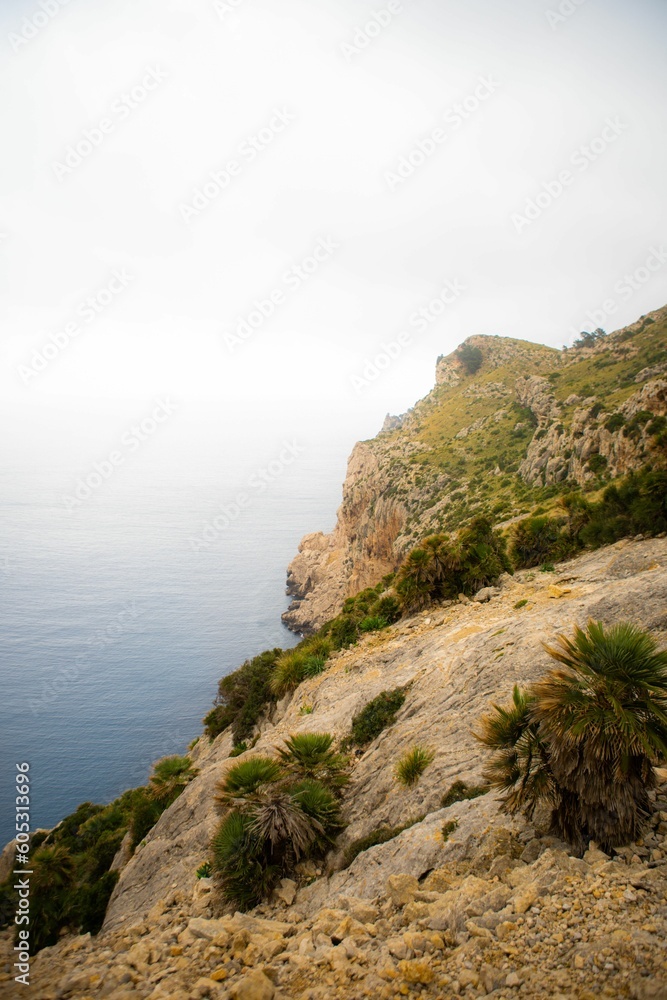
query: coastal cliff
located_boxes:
[2,304,667,1000]
[4,535,667,999]
[283,307,667,633]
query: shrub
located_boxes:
[211,810,276,911]
[441,780,489,809]
[395,746,435,787]
[476,621,667,852]
[396,519,511,610]
[196,861,212,879]
[217,756,283,803]
[359,615,389,632]
[128,789,164,849]
[348,687,406,747]
[204,648,282,743]
[604,412,626,433]
[323,615,360,650]
[587,453,608,474]
[456,343,483,374]
[511,516,565,569]
[277,733,348,790]
[579,467,667,546]
[514,599,528,609]
[149,755,198,806]
[211,747,345,910]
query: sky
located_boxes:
[1,0,666,432]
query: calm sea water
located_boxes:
[0,401,358,845]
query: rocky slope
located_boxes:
[283,307,667,633]
[5,534,666,999]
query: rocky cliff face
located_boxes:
[5,535,667,1000]
[284,308,667,633]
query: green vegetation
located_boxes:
[346,687,407,747]
[395,746,435,787]
[442,819,459,841]
[457,342,484,374]
[210,737,345,910]
[149,756,198,805]
[441,780,489,809]
[0,747,198,953]
[476,621,667,852]
[511,516,564,568]
[342,815,425,868]
[508,465,667,568]
[204,648,282,742]
[196,861,212,879]
[514,599,528,609]
[396,517,512,610]
[277,733,349,789]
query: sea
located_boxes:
[0,400,364,846]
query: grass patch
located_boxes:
[395,746,435,787]
[441,780,490,809]
[442,819,459,842]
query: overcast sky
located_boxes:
[1,0,666,427]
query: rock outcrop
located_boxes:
[284,308,667,632]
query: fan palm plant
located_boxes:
[149,755,198,806]
[474,685,558,819]
[249,790,323,861]
[396,547,435,609]
[533,620,667,849]
[277,732,349,790]
[216,755,283,808]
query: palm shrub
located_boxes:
[511,515,565,569]
[533,621,667,849]
[476,621,667,852]
[216,756,284,805]
[211,748,346,908]
[204,648,282,742]
[475,685,558,819]
[149,755,198,806]
[277,733,349,789]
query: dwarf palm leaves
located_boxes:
[477,621,667,852]
[216,756,284,806]
[149,755,198,806]
[475,685,557,818]
[211,742,346,908]
[250,791,323,860]
[533,621,667,848]
[277,733,349,789]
